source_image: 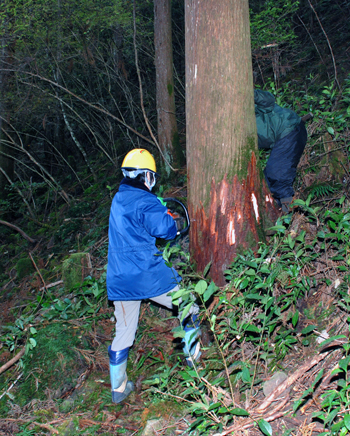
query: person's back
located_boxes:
[106,148,202,405]
[254,89,301,149]
[107,177,180,301]
[254,89,307,212]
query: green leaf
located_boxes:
[230,407,249,416]
[292,311,299,327]
[325,407,340,425]
[239,278,250,290]
[203,282,217,303]
[318,334,346,347]
[327,126,335,135]
[29,338,37,347]
[180,302,193,323]
[344,414,350,431]
[203,261,212,277]
[301,325,316,335]
[189,402,209,412]
[195,280,207,295]
[171,325,186,339]
[171,288,186,300]
[242,366,251,383]
[242,323,260,333]
[312,369,324,388]
[258,419,272,436]
[339,355,350,371]
[208,402,221,411]
[269,224,286,231]
[244,293,263,300]
[246,261,258,268]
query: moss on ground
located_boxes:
[0,322,89,415]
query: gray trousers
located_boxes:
[111,286,198,352]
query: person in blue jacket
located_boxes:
[254,89,307,213]
[106,149,201,404]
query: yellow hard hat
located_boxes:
[121,149,157,173]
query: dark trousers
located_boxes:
[263,122,307,200]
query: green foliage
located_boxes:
[305,182,339,200]
[62,253,90,290]
[250,0,300,50]
[9,323,84,407]
[143,196,350,434]
[15,257,35,280]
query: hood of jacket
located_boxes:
[254,89,276,114]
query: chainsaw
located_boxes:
[158,197,190,237]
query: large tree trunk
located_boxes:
[154,0,184,175]
[185,0,278,286]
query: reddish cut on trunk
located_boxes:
[189,153,279,286]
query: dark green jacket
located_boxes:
[254,89,301,149]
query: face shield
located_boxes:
[122,169,159,191]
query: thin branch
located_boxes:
[0,220,36,243]
[29,252,47,292]
[0,68,155,146]
[297,14,325,67]
[0,120,70,204]
[257,349,332,413]
[0,349,25,375]
[0,166,36,219]
[59,100,97,181]
[307,0,340,91]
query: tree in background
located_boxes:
[185,0,278,286]
[154,0,184,175]
[0,13,15,199]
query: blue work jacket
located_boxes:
[106,178,181,301]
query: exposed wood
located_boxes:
[185,0,279,286]
[190,153,278,285]
[39,280,63,291]
[0,219,36,243]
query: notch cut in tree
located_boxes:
[185,0,278,286]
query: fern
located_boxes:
[17,426,37,436]
[307,183,338,199]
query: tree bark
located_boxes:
[154,0,184,176]
[185,0,278,286]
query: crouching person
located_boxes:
[106,149,201,404]
[254,89,308,213]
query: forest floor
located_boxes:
[1,117,350,435]
[0,205,348,436]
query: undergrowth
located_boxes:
[144,196,350,435]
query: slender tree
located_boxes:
[0,18,15,200]
[185,0,278,286]
[154,0,184,175]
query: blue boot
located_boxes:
[108,346,134,404]
[182,314,201,367]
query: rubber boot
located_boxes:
[280,197,293,214]
[108,346,134,404]
[182,314,201,367]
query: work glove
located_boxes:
[167,209,184,231]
